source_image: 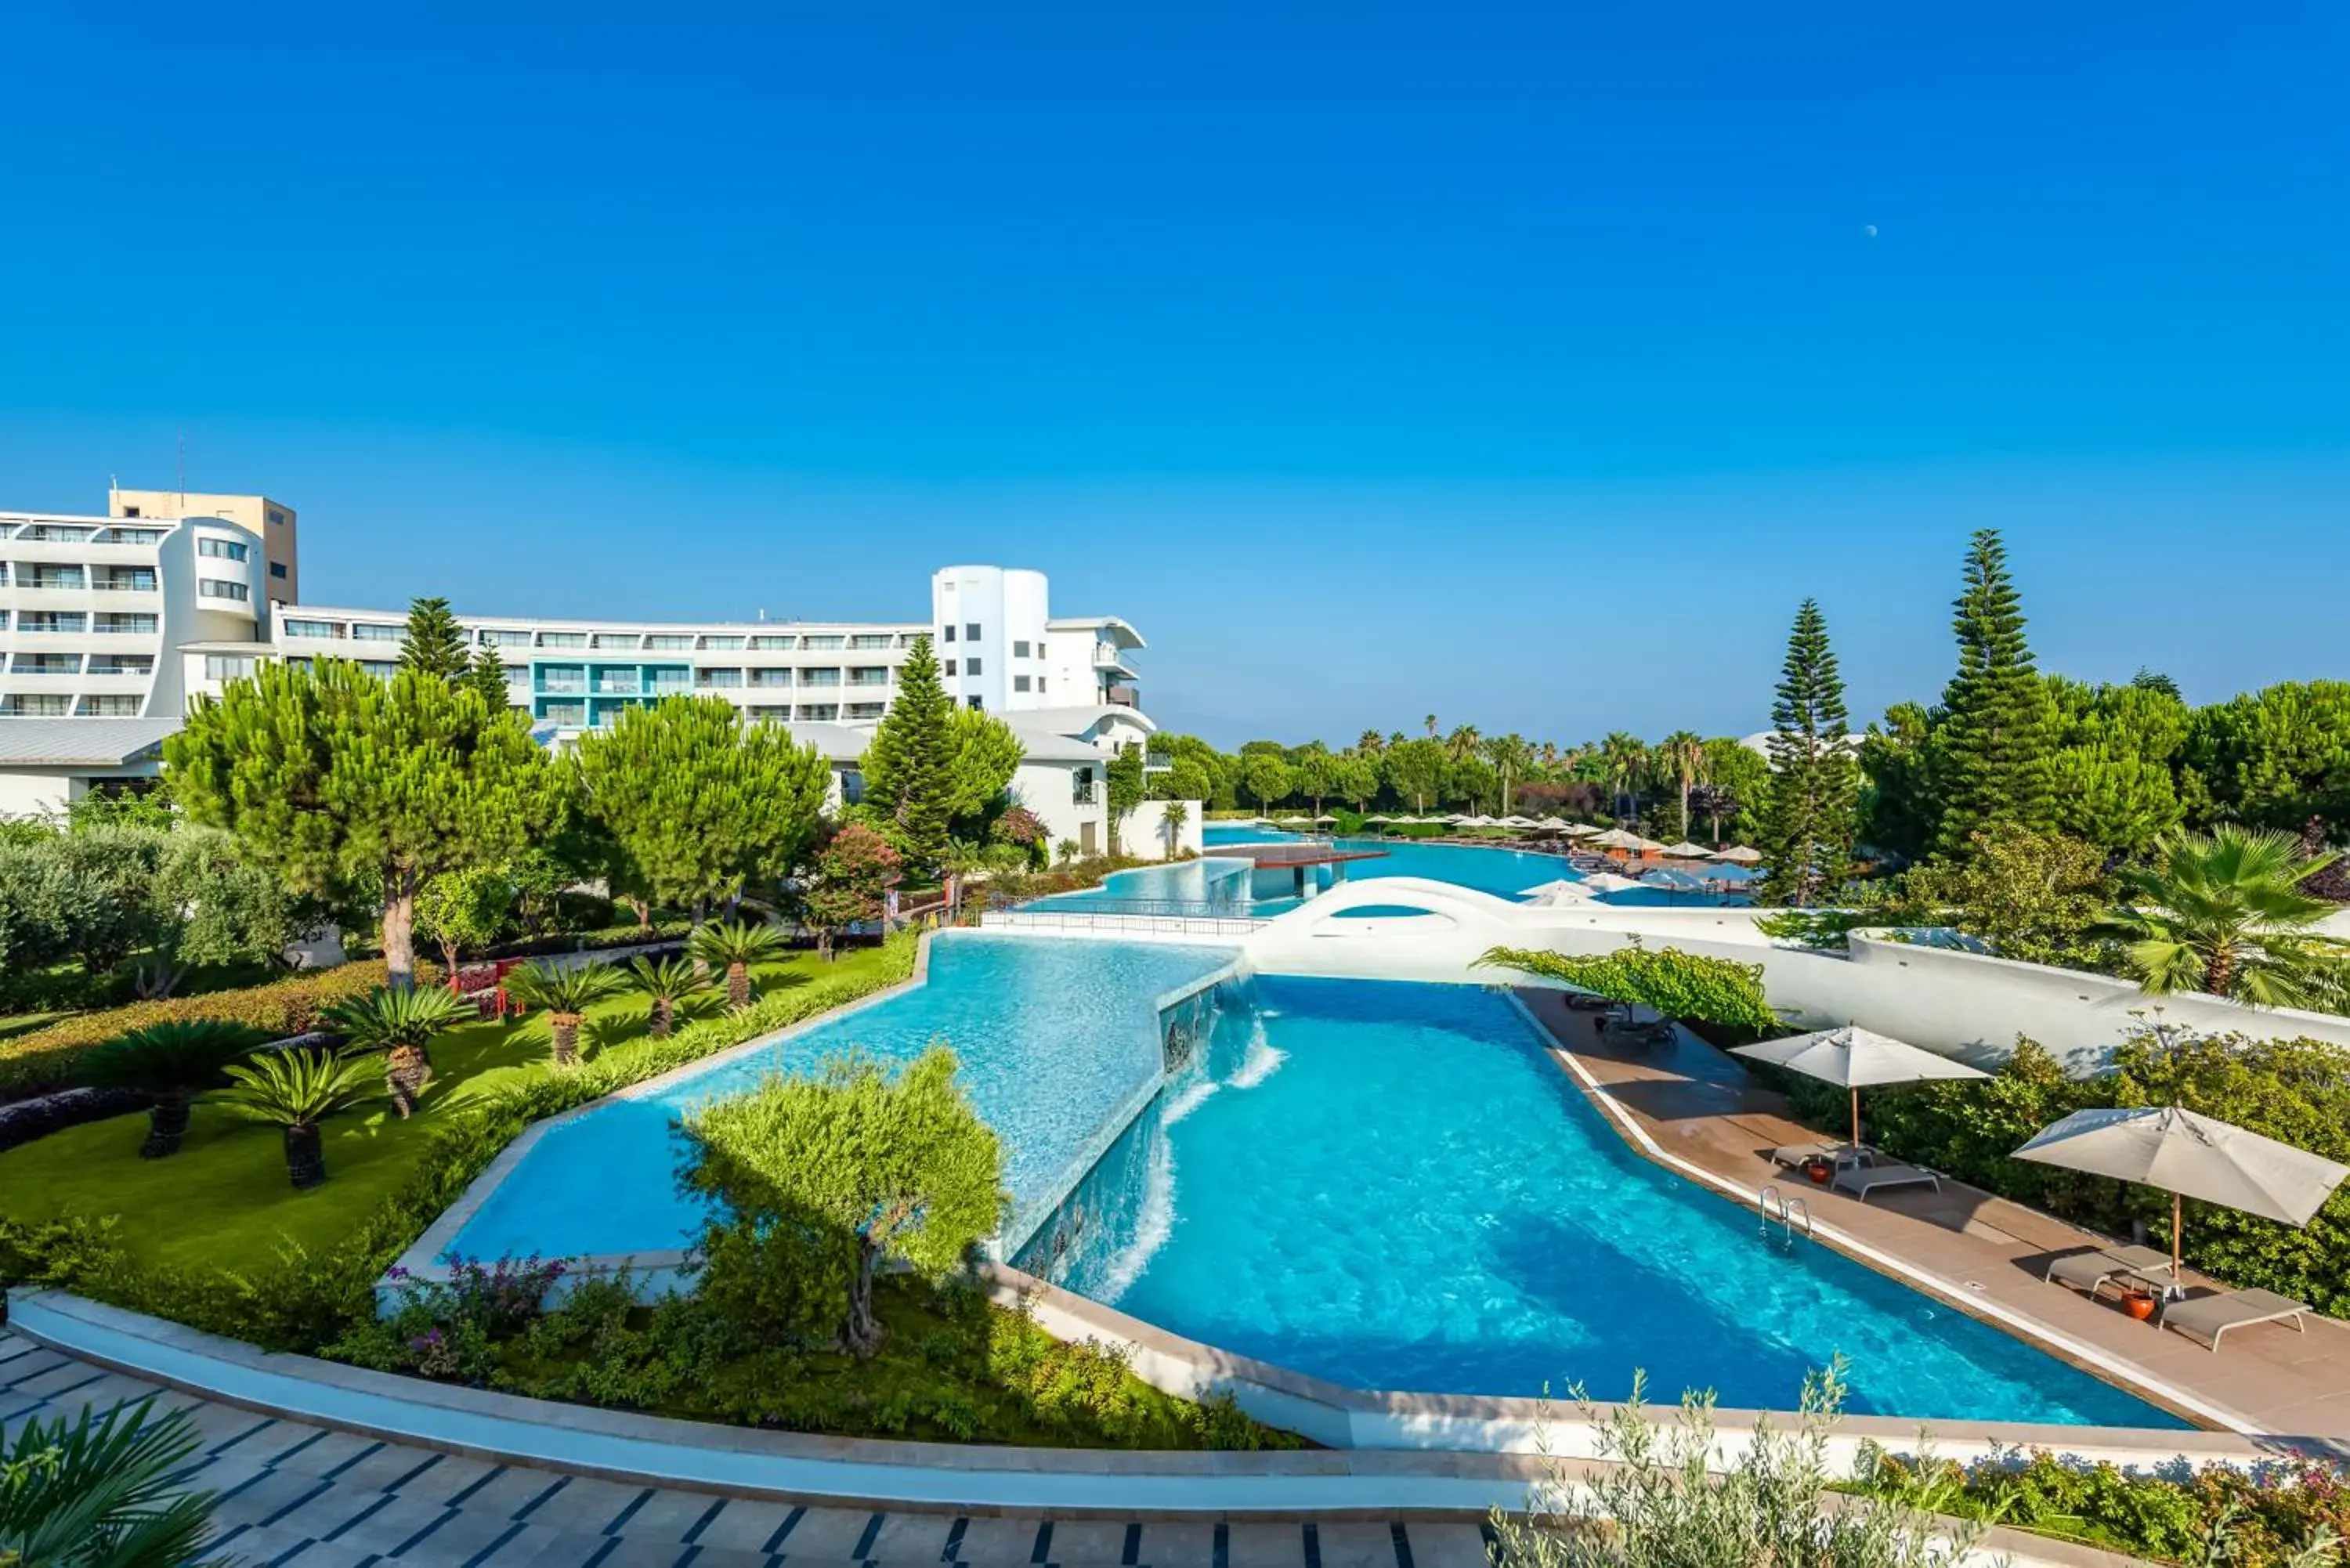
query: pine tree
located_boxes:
[1932,529,2055,858]
[859,635,954,874]
[1756,599,1859,905]
[398,596,472,680]
[464,645,513,712]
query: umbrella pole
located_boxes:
[2173,1190,2183,1281]
[1850,1086,1861,1151]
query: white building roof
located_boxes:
[0,717,180,766]
[1004,725,1110,764]
[1046,616,1146,650]
[1013,703,1157,737]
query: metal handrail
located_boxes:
[1757,1185,1813,1242]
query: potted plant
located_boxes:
[215,1046,378,1189]
[78,1020,271,1158]
[2120,1290,2159,1322]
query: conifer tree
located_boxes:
[397,596,472,681]
[859,635,954,874]
[164,660,558,988]
[1932,529,2055,857]
[463,645,514,712]
[1756,599,1859,905]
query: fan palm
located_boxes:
[1,1396,225,1566]
[627,954,704,1039]
[78,1021,268,1159]
[2105,826,2350,1009]
[215,1047,377,1189]
[1658,730,1708,840]
[688,919,787,1010]
[504,959,629,1066]
[324,985,472,1118]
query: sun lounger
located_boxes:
[1769,1142,1869,1170]
[2044,1245,2177,1300]
[1831,1162,1940,1201]
[2160,1288,2309,1352]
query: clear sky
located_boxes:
[4,2,2344,746]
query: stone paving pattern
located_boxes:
[1514,987,2350,1445]
[0,1329,1495,1568]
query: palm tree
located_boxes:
[1444,723,1482,763]
[215,1047,377,1189]
[1356,729,1386,757]
[1,1396,226,1564]
[504,959,630,1065]
[1658,730,1708,840]
[1598,732,1649,823]
[78,1021,267,1158]
[1481,733,1533,815]
[1423,714,1439,738]
[1159,799,1190,858]
[2106,827,2350,1009]
[627,954,704,1039]
[324,985,473,1117]
[687,919,788,1010]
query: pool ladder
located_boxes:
[1758,1184,1813,1243]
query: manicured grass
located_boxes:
[0,1012,63,1045]
[0,947,902,1270]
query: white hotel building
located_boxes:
[0,493,1181,855]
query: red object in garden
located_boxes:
[1804,1159,1831,1184]
[2123,1292,2158,1321]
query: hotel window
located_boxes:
[205,654,258,680]
[94,613,158,634]
[698,667,744,688]
[20,612,86,633]
[747,669,791,688]
[540,701,586,727]
[1014,674,1030,692]
[78,695,142,717]
[942,625,955,642]
[841,769,866,804]
[849,633,891,650]
[13,654,81,676]
[107,527,166,545]
[197,537,249,562]
[748,705,790,721]
[966,695,984,710]
[749,634,795,650]
[86,655,153,675]
[20,525,94,543]
[847,702,885,720]
[965,623,981,641]
[966,657,982,676]
[537,632,588,649]
[482,629,533,647]
[801,668,841,688]
[1013,640,1030,658]
[360,660,397,679]
[269,562,287,579]
[591,633,638,649]
[1,695,70,717]
[699,634,744,650]
[24,565,86,589]
[944,660,956,676]
[267,508,288,526]
[797,703,839,721]
[804,634,844,650]
[198,579,250,602]
[282,619,339,639]
[350,623,403,641]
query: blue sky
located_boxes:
[3,1,2344,746]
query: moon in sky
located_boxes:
[1864,224,1878,238]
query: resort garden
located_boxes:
[7,536,2350,1564]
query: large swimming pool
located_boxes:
[1019,970,2182,1426]
[445,934,1236,1262]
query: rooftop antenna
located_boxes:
[176,429,186,512]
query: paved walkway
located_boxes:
[0,1328,1494,1568]
[1513,988,2350,1445]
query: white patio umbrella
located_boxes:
[1579,869,1643,893]
[1661,840,1712,859]
[1562,822,1602,838]
[2014,1106,2350,1279]
[1502,815,1538,829]
[1462,814,1499,828]
[1733,1026,1988,1151]
[1442,813,1471,826]
[1535,815,1572,831]
[1519,879,1594,905]
[1587,827,1646,850]
[1711,845,1764,864]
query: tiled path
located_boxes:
[1513,988,2350,1446]
[0,1328,1494,1568]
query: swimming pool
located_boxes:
[443,934,1237,1262]
[1019,972,2182,1426]
[1047,832,1578,913]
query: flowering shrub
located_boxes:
[990,807,1045,847]
[334,1254,569,1381]
[0,960,428,1100]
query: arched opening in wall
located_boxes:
[1312,902,1460,934]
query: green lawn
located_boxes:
[0,947,902,1270]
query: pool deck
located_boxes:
[1512,986,2350,1447]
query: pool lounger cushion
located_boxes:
[1770,1142,1867,1170]
[2160,1288,2309,1351]
[1831,1162,1940,1201]
[2045,1245,2177,1299]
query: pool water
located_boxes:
[445,934,1236,1262]
[1023,974,2182,1426]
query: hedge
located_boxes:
[0,931,920,1352]
[1476,941,1781,1033]
[0,960,435,1101]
